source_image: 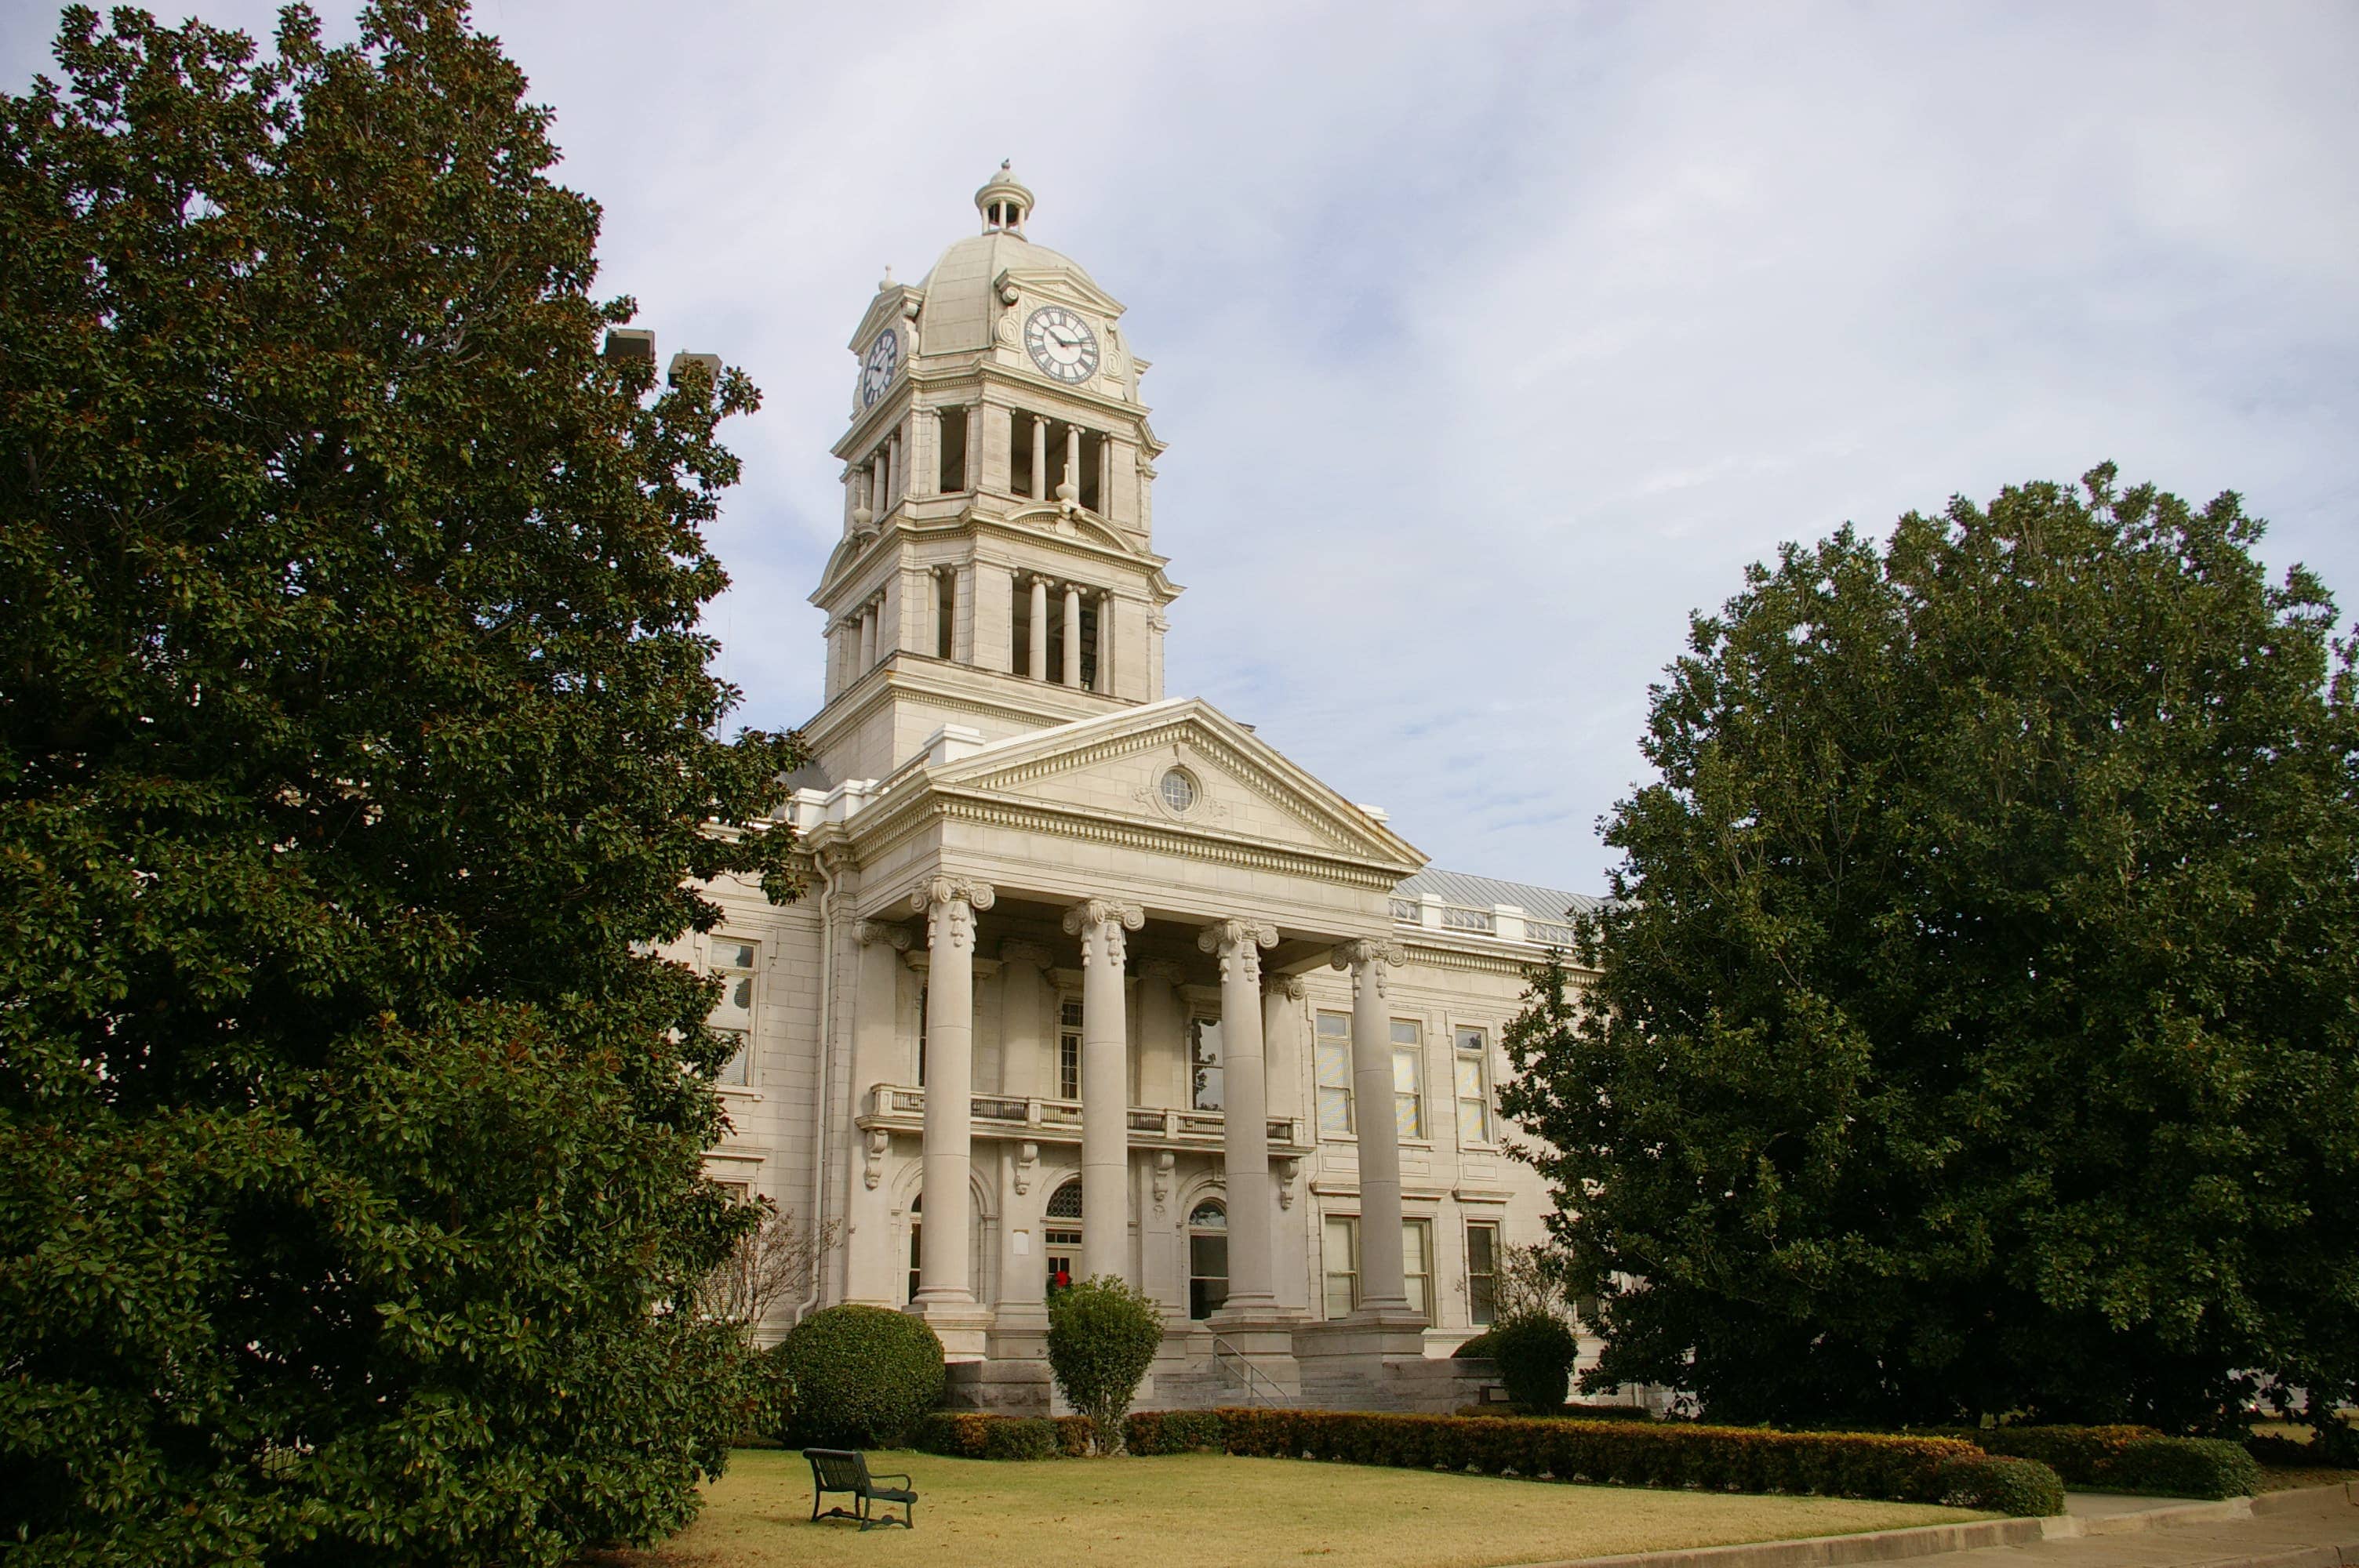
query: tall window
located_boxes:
[937,405,969,493]
[709,939,757,1086]
[1189,1016,1223,1111]
[1322,1215,1359,1319]
[1187,1201,1228,1319]
[1456,1025,1492,1144]
[915,985,929,1086]
[1403,1218,1434,1323]
[1314,1011,1353,1135]
[1058,999,1082,1100]
[907,1193,922,1304]
[1011,586,1032,677]
[1391,1019,1425,1139]
[935,568,956,659]
[1045,1178,1082,1294]
[1466,1221,1500,1326]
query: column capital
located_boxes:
[911,876,997,915]
[1198,918,1279,955]
[1061,898,1144,936]
[856,919,912,951]
[1329,938,1407,971]
[998,938,1054,971]
[1270,974,1307,1002]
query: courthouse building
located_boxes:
[674,166,1599,1410]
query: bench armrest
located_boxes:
[869,1472,913,1488]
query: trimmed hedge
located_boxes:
[1125,1409,1227,1455]
[1976,1426,2258,1499]
[1933,1455,2067,1518]
[911,1411,1097,1458]
[1209,1409,2059,1512]
[779,1305,945,1449]
[1456,1403,1656,1421]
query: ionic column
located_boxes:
[911,876,995,1308]
[1029,576,1049,681]
[1062,583,1082,687]
[859,602,877,672]
[1030,416,1049,500]
[1202,919,1281,1315]
[1332,938,1412,1316]
[1060,424,1081,505]
[1065,897,1143,1284]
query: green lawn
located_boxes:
[591,1448,1988,1568]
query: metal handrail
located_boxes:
[1208,1334,1292,1408]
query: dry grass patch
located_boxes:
[594,1447,1987,1568]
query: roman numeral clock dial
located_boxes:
[1023,306,1100,383]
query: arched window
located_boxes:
[1188,1200,1228,1319]
[1045,1179,1081,1296]
[907,1192,921,1304]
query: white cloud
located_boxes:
[7,0,2353,894]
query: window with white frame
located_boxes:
[1045,1178,1082,1294]
[1322,1215,1359,1319]
[1455,1025,1492,1143]
[1391,1019,1425,1140]
[1187,1200,1228,1319]
[1314,1011,1353,1134]
[1466,1220,1499,1325]
[708,939,757,1086]
[1188,1015,1223,1111]
[1057,998,1082,1099]
[1403,1218,1434,1323]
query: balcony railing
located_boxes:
[860,1084,1308,1155]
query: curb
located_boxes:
[1508,1517,2049,1568]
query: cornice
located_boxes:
[1395,938,1601,982]
[799,659,1129,750]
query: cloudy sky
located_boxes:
[8,2,2355,896]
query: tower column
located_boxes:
[1201,920,1281,1316]
[1060,423,1081,505]
[1334,939,1414,1319]
[1029,576,1049,681]
[1030,416,1049,501]
[1065,898,1143,1284]
[859,602,877,672]
[1062,583,1081,687]
[886,429,902,512]
[1095,590,1114,695]
[912,877,994,1318]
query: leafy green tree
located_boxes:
[0,4,802,1563]
[1499,467,2359,1442]
[1045,1276,1165,1454]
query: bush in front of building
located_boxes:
[1932,1454,2068,1517]
[748,1341,797,1444]
[1045,1275,1165,1454]
[780,1305,945,1448]
[1125,1410,1226,1454]
[1209,1409,2059,1512]
[1452,1330,1499,1359]
[1490,1315,1580,1414]
[1972,1425,2256,1499]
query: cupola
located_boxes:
[975,160,1034,235]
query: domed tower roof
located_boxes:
[914,163,1110,358]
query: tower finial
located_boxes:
[975,161,1034,235]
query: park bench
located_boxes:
[801,1448,918,1530]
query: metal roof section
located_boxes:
[1392,867,1601,920]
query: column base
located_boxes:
[907,1296,994,1360]
[1292,1308,1429,1362]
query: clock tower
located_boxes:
[804,165,1180,785]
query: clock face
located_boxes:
[860,328,900,407]
[1024,306,1100,383]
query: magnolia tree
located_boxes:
[1500,468,2359,1441]
[0,5,802,1563]
[1045,1276,1165,1454]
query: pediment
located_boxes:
[997,266,1125,320]
[925,699,1425,873]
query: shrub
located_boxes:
[1934,1455,2068,1517]
[1490,1316,1579,1414]
[2104,1438,2260,1499]
[1975,1425,2257,1498]
[1127,1410,1227,1454]
[780,1305,945,1448]
[1207,1409,1993,1502]
[751,1341,797,1443]
[2245,1432,2313,1468]
[1453,1330,1498,1359]
[1045,1276,1165,1454]
[1560,1403,1656,1422]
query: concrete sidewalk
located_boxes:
[1518,1484,2359,1568]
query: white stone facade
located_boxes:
[682,167,1601,1411]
